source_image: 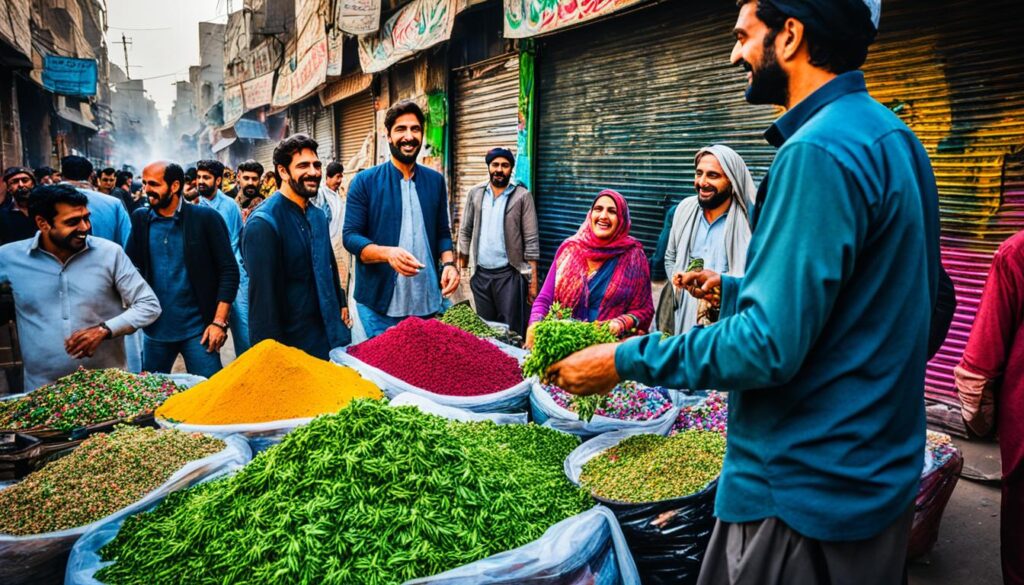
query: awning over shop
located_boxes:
[55,105,98,131]
[320,72,373,107]
[211,137,238,153]
[234,119,270,140]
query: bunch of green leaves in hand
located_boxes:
[522,303,617,383]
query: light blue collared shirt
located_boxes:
[65,184,132,248]
[0,235,161,391]
[199,190,247,281]
[477,183,515,270]
[690,210,730,274]
[386,178,441,318]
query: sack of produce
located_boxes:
[389,392,527,425]
[437,301,525,349]
[530,382,682,439]
[669,391,727,437]
[67,399,640,585]
[156,340,382,453]
[0,427,249,585]
[0,370,204,468]
[407,506,639,584]
[908,431,963,560]
[566,429,725,585]
[333,317,532,414]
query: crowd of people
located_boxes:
[0,0,1021,583]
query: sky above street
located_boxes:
[104,0,230,125]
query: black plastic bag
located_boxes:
[566,430,719,585]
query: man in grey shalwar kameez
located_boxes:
[661,145,757,335]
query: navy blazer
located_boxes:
[342,162,453,314]
[125,202,239,326]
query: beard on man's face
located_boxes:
[388,137,421,164]
[12,187,32,205]
[490,171,511,188]
[696,184,733,210]
[242,184,259,199]
[147,188,175,210]
[196,182,216,198]
[740,35,789,106]
[287,172,321,199]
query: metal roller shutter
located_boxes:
[252,140,276,176]
[451,55,520,246]
[535,2,779,273]
[337,91,376,172]
[292,99,333,162]
[860,0,1024,423]
[314,106,335,162]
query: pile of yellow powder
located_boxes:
[155,340,382,425]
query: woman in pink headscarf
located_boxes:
[526,189,653,348]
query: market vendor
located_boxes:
[546,1,942,584]
[525,189,653,348]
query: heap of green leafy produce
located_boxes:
[438,302,496,338]
[522,303,616,383]
[580,431,726,503]
[0,368,184,432]
[0,426,223,535]
[95,399,590,585]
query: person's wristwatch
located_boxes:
[97,323,112,339]
[211,320,229,332]
[441,261,458,272]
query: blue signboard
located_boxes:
[42,55,97,97]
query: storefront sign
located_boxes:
[327,30,343,77]
[292,38,329,101]
[223,84,245,126]
[243,72,275,110]
[339,0,381,35]
[272,68,294,109]
[41,56,97,97]
[358,0,457,74]
[503,0,644,38]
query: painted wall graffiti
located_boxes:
[503,0,645,39]
[358,0,458,74]
[860,1,1024,418]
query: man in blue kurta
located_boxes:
[548,1,941,583]
[243,134,351,359]
[342,100,461,339]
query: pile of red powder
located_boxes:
[347,317,524,397]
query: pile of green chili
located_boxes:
[438,303,496,338]
[96,400,590,585]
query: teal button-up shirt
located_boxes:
[616,72,941,541]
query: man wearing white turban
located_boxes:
[661,145,756,335]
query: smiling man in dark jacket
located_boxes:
[126,161,239,377]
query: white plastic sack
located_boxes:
[155,415,314,454]
[405,506,640,585]
[64,464,243,585]
[389,393,528,425]
[530,383,682,440]
[330,346,534,414]
[0,434,250,585]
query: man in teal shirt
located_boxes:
[549,1,940,583]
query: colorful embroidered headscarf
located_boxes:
[553,189,649,321]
